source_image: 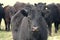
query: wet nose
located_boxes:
[32,26,38,31]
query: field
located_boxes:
[0,19,60,40]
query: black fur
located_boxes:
[20,9,28,17]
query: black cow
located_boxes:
[45,3,60,35]
[39,3,60,36]
[55,3,60,32]
[0,3,5,30]
[11,4,48,40]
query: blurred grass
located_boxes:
[48,24,60,40]
[0,31,13,40]
[0,19,60,40]
[0,19,13,40]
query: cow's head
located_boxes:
[20,4,47,32]
[34,3,46,11]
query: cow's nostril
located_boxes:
[32,27,38,31]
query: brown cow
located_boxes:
[4,5,16,31]
[14,2,27,12]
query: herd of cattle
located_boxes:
[0,2,60,40]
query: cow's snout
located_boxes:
[32,26,38,32]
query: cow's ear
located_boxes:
[34,3,37,6]
[20,9,28,17]
[44,3,46,5]
[0,3,3,6]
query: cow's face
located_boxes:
[20,4,43,32]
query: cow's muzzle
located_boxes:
[32,27,38,32]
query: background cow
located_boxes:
[39,3,60,36]
[14,2,27,12]
[4,5,16,31]
[45,3,59,35]
[0,3,5,30]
